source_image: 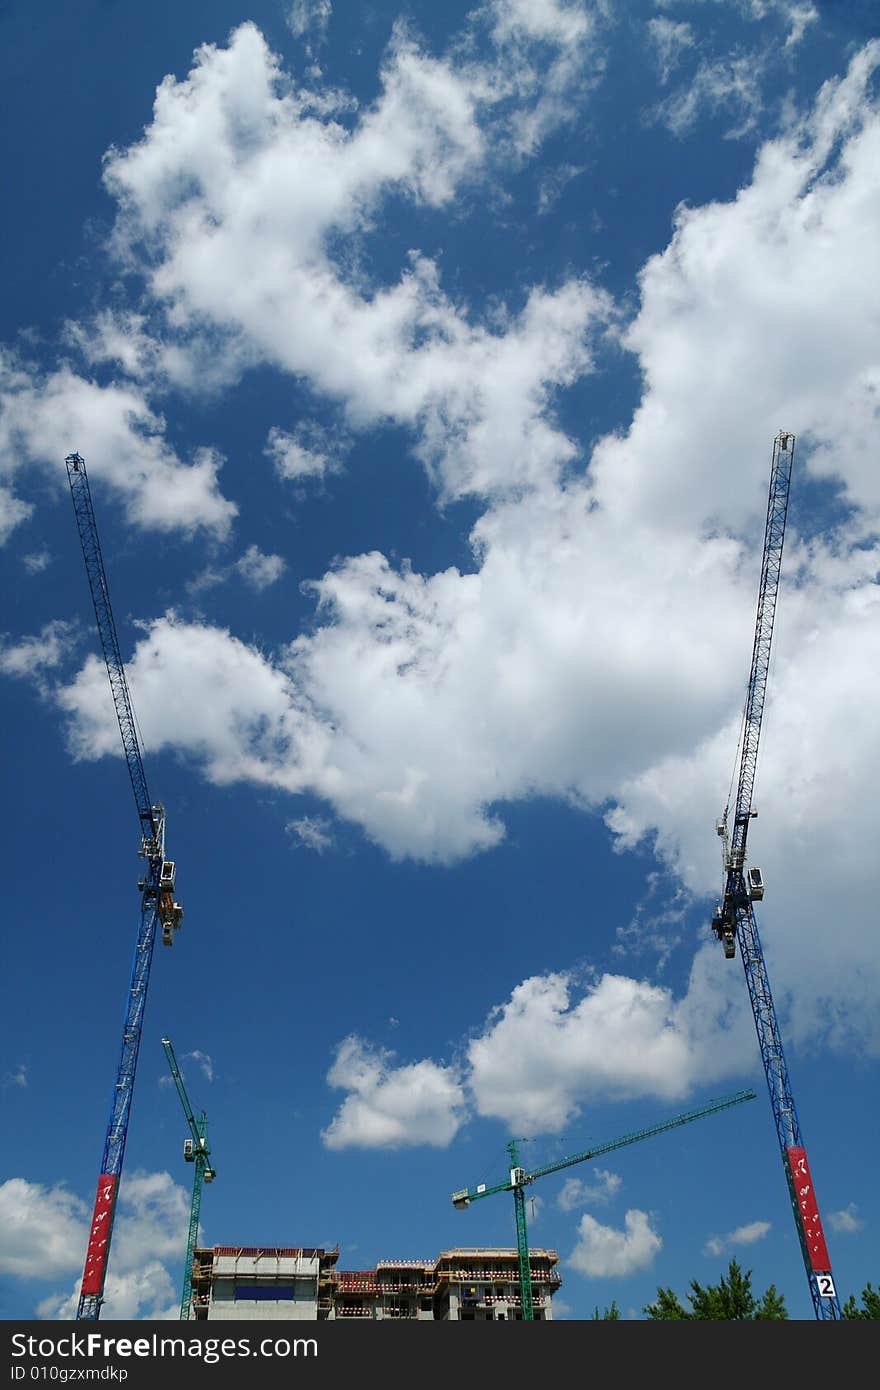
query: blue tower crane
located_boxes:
[711,431,840,1319]
[66,452,184,1321]
[161,1039,216,1320]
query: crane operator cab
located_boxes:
[747,867,765,901]
[712,904,737,959]
[158,861,184,946]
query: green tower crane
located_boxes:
[161,1038,216,1320]
[451,1087,756,1320]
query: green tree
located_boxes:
[643,1286,690,1319]
[591,1300,621,1319]
[644,1259,788,1320]
[841,1282,880,1319]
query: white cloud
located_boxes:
[51,40,880,1081]
[39,1262,179,1322]
[57,616,308,788]
[537,161,585,214]
[568,1209,662,1278]
[98,22,612,504]
[703,1219,771,1256]
[646,18,694,85]
[23,551,50,575]
[466,967,753,1133]
[488,0,592,48]
[0,621,77,690]
[184,1050,214,1085]
[652,52,766,138]
[2,1063,28,1090]
[828,1204,863,1235]
[286,815,334,853]
[0,355,236,538]
[235,544,286,591]
[2,1170,190,1320]
[265,424,344,484]
[0,1179,87,1278]
[287,0,332,45]
[557,1168,622,1210]
[0,485,33,544]
[317,949,761,1143]
[782,4,818,49]
[321,1036,466,1149]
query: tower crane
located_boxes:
[161,1039,216,1320]
[711,431,840,1320]
[451,1088,756,1320]
[66,452,184,1321]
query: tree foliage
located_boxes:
[591,1300,621,1320]
[841,1282,880,1319]
[643,1259,788,1320]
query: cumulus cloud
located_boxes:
[1,1171,190,1320]
[828,1204,863,1235]
[265,424,345,485]
[0,485,33,544]
[321,1036,466,1149]
[235,545,286,591]
[0,621,78,694]
[39,1262,179,1323]
[703,1219,771,1257]
[568,1209,662,1278]
[96,21,612,504]
[466,967,754,1133]
[557,1168,622,1211]
[0,355,236,539]
[47,37,880,1088]
[0,1179,88,1278]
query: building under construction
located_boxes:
[190,1246,561,1320]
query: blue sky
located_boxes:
[1,0,878,1322]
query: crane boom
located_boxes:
[712,433,840,1320]
[66,453,157,842]
[162,1039,216,1320]
[162,1038,202,1146]
[451,1087,757,1319]
[66,452,183,1321]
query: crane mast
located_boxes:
[712,432,840,1320]
[161,1039,216,1320]
[452,1088,756,1320]
[66,452,183,1321]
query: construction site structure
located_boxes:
[189,1246,560,1321]
[452,1088,757,1319]
[710,433,840,1320]
[161,1039,216,1319]
[66,452,184,1320]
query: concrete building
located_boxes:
[191,1245,561,1320]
